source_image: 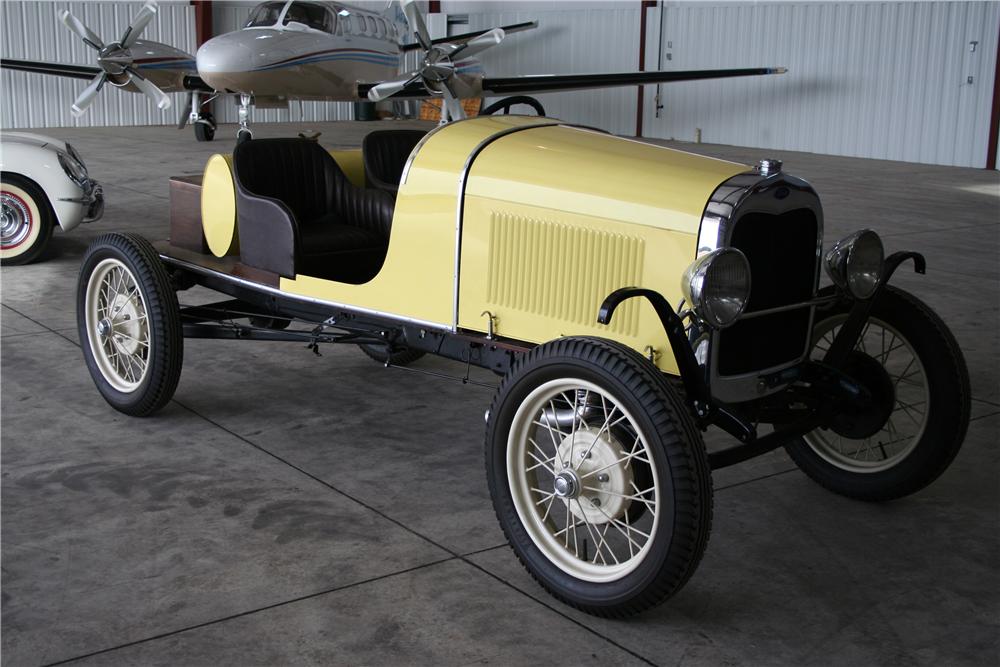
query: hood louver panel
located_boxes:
[485,211,644,337]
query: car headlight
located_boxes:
[681,248,751,329]
[58,151,88,187]
[65,142,87,171]
[824,229,884,300]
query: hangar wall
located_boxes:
[0,1,196,129]
[2,1,998,168]
[451,2,641,136]
[640,1,1000,168]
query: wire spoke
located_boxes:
[527,448,556,474]
[587,502,648,552]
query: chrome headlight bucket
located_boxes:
[682,248,751,329]
[824,229,884,300]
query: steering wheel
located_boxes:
[480,95,546,117]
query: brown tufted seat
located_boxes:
[361,130,427,196]
[233,138,394,283]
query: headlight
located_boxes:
[65,142,87,171]
[824,229,884,300]
[58,151,88,187]
[681,248,751,329]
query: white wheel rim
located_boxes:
[1,185,40,258]
[507,379,660,583]
[85,258,151,392]
[804,315,929,472]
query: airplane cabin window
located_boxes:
[282,2,332,32]
[245,1,286,28]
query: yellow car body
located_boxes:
[202,116,747,374]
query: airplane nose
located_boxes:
[196,33,255,74]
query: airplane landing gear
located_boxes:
[237,93,254,143]
[183,92,217,142]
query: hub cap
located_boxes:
[1,192,32,249]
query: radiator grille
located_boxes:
[485,212,644,336]
[718,209,819,376]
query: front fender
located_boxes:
[0,138,87,231]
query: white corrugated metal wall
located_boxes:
[445,1,641,136]
[1,1,195,128]
[3,1,998,168]
[642,1,1000,168]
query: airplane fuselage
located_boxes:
[196,2,402,102]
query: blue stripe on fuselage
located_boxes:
[253,52,399,72]
[136,60,197,70]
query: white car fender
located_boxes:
[0,133,88,232]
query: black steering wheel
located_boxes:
[480,95,546,117]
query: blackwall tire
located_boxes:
[1,174,54,266]
[486,336,712,617]
[194,112,216,142]
[77,233,184,416]
[358,343,425,366]
[784,286,970,501]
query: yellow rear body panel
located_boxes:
[202,154,238,258]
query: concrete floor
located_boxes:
[2,119,998,666]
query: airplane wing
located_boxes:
[358,67,786,100]
[1,57,214,93]
[480,67,787,96]
[1,58,100,81]
[399,21,539,53]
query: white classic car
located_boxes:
[1,131,104,265]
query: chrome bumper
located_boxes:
[61,181,104,222]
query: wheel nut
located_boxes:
[591,498,601,507]
[597,473,609,483]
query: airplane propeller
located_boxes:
[368,0,504,121]
[59,1,170,116]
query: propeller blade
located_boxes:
[121,1,158,49]
[59,10,104,50]
[438,82,466,122]
[128,69,171,110]
[71,72,107,117]
[367,72,422,102]
[451,28,505,60]
[401,0,431,50]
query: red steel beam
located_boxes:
[191,1,213,46]
[986,20,1000,170]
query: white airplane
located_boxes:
[1,0,786,141]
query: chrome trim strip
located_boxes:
[452,120,564,331]
[159,254,452,332]
[399,115,481,187]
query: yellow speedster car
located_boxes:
[75,116,970,617]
